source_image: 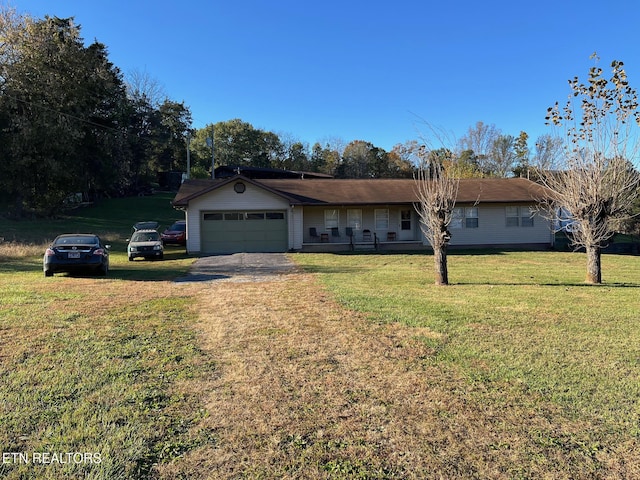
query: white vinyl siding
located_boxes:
[448,204,550,246]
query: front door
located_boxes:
[398,209,413,240]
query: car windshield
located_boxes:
[169,223,185,232]
[134,221,159,231]
[131,231,159,242]
[54,236,98,246]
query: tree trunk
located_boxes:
[433,245,449,286]
[585,245,602,284]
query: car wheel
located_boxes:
[128,256,134,261]
[99,264,108,276]
[159,253,164,260]
[44,270,53,277]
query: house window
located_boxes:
[506,206,534,227]
[451,208,464,229]
[400,210,412,230]
[204,211,284,221]
[465,207,479,228]
[347,209,362,230]
[521,207,534,227]
[375,209,389,229]
[506,206,520,227]
[324,209,339,229]
[451,207,478,229]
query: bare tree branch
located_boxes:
[413,145,460,286]
[540,57,640,283]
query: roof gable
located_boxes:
[172,175,301,206]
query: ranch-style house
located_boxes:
[171,175,554,254]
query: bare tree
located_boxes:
[490,134,517,177]
[458,121,500,175]
[532,134,564,171]
[414,148,460,286]
[542,56,640,284]
[125,68,166,106]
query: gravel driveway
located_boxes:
[174,252,297,283]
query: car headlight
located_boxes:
[129,246,136,252]
[154,244,162,250]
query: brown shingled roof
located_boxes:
[172,176,550,207]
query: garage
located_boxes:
[200,210,288,253]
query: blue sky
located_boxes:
[13,0,640,151]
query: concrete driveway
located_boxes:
[174,252,297,283]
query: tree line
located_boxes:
[0,8,621,222]
[0,11,192,217]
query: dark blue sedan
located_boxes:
[43,234,110,277]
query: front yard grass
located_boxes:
[0,247,213,479]
[288,251,640,477]
[1,242,639,478]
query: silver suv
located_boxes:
[128,229,164,261]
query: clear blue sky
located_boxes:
[13,0,640,151]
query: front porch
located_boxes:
[300,229,426,252]
[299,205,423,252]
[300,239,426,252]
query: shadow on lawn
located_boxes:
[298,265,370,275]
[0,258,42,274]
[451,280,640,288]
[0,256,194,282]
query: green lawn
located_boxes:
[2,196,640,477]
[0,192,181,246]
[293,251,640,475]
[0,195,209,479]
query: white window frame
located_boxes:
[347,209,362,231]
[521,207,534,227]
[465,207,479,228]
[506,206,520,227]
[450,207,464,229]
[324,209,339,229]
[506,206,534,228]
[451,207,479,229]
[375,209,389,230]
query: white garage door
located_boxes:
[201,211,288,253]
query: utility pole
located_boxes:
[186,132,191,180]
[211,123,216,180]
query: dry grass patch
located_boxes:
[0,240,47,260]
[0,271,215,479]
[158,272,627,479]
